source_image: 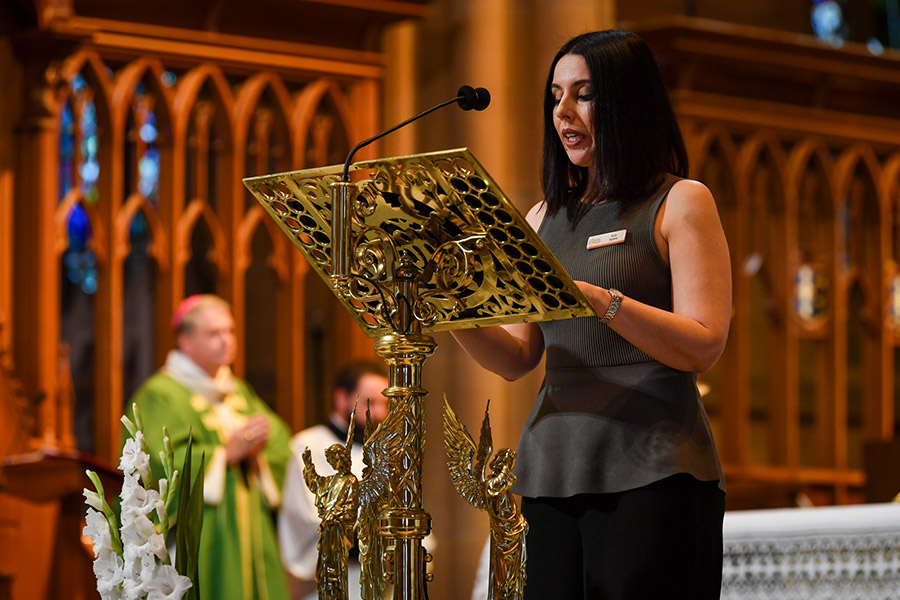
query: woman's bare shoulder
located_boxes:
[524,201,547,232]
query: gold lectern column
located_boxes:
[375,332,435,600]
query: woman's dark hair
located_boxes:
[541,30,688,220]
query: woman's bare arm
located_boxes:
[575,179,732,373]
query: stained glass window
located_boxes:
[59,101,76,200]
[73,74,100,205]
[133,81,160,205]
[60,72,100,295]
[811,0,848,46]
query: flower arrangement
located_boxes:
[83,405,205,600]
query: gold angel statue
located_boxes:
[303,401,399,600]
[443,398,528,600]
[302,436,359,599]
[357,402,403,599]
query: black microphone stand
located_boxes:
[331,86,489,283]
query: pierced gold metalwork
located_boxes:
[245,148,594,600]
[244,148,594,337]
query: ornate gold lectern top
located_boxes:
[243,148,595,337]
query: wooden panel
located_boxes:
[0,3,406,595]
[638,18,900,507]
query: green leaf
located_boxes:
[175,429,205,600]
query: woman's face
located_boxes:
[551,53,595,168]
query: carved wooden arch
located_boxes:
[736,132,788,199]
[57,49,114,128]
[880,151,900,221]
[232,72,295,157]
[54,190,108,265]
[176,199,230,281]
[110,57,175,135]
[833,144,882,218]
[235,205,290,282]
[833,143,884,286]
[114,193,170,272]
[830,145,887,347]
[172,64,236,139]
[882,152,900,348]
[691,124,740,186]
[783,138,837,334]
[170,64,237,237]
[292,78,355,168]
[784,137,837,218]
[56,50,115,213]
[736,132,790,303]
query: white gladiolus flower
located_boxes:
[121,474,160,517]
[147,533,168,562]
[84,488,104,511]
[121,513,157,548]
[122,574,147,600]
[145,564,192,600]
[86,425,193,600]
[138,549,160,585]
[154,498,167,529]
[93,549,125,596]
[120,431,151,481]
[84,508,112,555]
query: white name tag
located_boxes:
[586,229,627,250]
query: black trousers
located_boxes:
[521,474,725,600]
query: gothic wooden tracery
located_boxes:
[644,20,900,506]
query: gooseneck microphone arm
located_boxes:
[340,85,490,181]
[331,85,490,283]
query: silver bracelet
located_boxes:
[598,288,623,325]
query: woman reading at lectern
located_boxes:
[451,30,731,600]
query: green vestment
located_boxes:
[127,373,292,600]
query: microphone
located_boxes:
[340,85,491,181]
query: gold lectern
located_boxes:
[243,148,595,600]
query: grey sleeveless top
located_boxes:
[512,175,725,497]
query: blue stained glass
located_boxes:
[64,204,99,294]
[82,270,98,294]
[62,69,102,294]
[811,0,848,45]
[161,71,177,88]
[136,99,160,204]
[80,159,100,184]
[71,73,88,93]
[84,135,98,156]
[140,110,158,143]
[67,204,91,251]
[59,102,76,201]
[78,95,99,204]
[129,210,149,241]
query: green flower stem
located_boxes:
[86,470,123,556]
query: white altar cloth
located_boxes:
[721,503,900,599]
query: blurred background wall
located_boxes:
[2,0,900,598]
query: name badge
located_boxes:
[586,229,627,250]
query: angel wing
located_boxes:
[472,399,493,483]
[442,395,486,511]
[358,403,403,508]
